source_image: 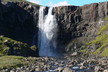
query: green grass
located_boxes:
[87,34,108,45]
[80,45,88,53]
[100,47,108,56]
[87,34,108,56]
[97,24,108,35]
[0,56,27,69]
[0,36,38,56]
[0,36,29,55]
[104,17,108,21]
[0,56,38,69]
[80,49,89,53]
[93,43,107,54]
[80,22,108,56]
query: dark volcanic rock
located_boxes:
[53,2,108,54]
[0,2,39,45]
[0,1,108,55]
[81,2,108,22]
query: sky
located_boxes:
[27,0,108,6]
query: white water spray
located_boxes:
[38,6,58,57]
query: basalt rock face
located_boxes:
[0,1,108,55]
[53,6,81,52]
[53,2,108,53]
[0,2,39,45]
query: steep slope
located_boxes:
[80,17,108,56]
[0,36,38,56]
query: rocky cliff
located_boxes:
[53,2,108,54]
[0,1,108,56]
[0,2,39,45]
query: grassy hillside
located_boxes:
[0,36,38,68]
[0,56,27,69]
[80,17,108,56]
[0,36,38,56]
[0,56,37,69]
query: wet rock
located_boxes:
[10,70,14,72]
[80,66,86,69]
[44,57,49,61]
[71,52,78,56]
[35,68,41,71]
[16,69,21,72]
[103,69,108,72]
[68,64,73,67]
[62,67,74,72]
[78,60,87,66]
[95,66,101,72]
[55,67,64,72]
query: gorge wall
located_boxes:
[0,1,108,55]
[0,2,39,45]
[53,2,108,54]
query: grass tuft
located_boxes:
[0,56,27,69]
[97,24,108,35]
[104,17,108,21]
[100,47,108,56]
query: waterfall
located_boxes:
[38,6,58,57]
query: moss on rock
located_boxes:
[0,36,38,56]
[104,17,108,21]
[100,47,108,56]
[80,22,108,56]
[97,24,108,35]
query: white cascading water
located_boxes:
[38,6,58,57]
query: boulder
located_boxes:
[103,69,108,72]
[95,66,101,72]
[55,67,63,72]
[71,52,78,56]
[62,67,75,72]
